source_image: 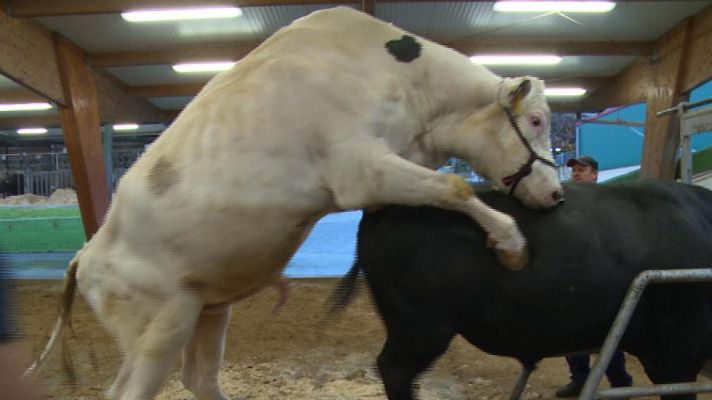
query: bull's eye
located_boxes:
[530,116,541,127]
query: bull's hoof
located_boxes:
[495,247,529,271]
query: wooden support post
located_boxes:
[53,34,109,239]
[362,0,374,15]
[640,18,693,180]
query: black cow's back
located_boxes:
[358,180,712,366]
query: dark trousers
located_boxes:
[566,350,632,387]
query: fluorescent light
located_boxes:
[17,128,48,135]
[113,123,139,131]
[494,1,616,13]
[470,54,562,65]
[0,102,53,112]
[545,87,587,97]
[172,61,236,73]
[122,7,242,22]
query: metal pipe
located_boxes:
[576,118,645,127]
[656,97,712,117]
[579,269,712,400]
[596,382,712,399]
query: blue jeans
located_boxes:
[566,351,632,387]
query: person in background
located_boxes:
[567,155,599,183]
[555,155,633,398]
[0,253,40,400]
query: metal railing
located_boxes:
[579,269,712,399]
[657,97,712,184]
[0,150,142,197]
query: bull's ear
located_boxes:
[498,77,532,114]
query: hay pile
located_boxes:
[0,188,78,205]
[47,188,78,204]
[0,193,48,205]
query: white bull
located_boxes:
[28,7,562,400]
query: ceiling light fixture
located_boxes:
[17,128,48,135]
[173,61,236,73]
[493,1,616,13]
[121,7,243,22]
[545,87,587,97]
[470,54,562,65]
[0,102,53,112]
[113,123,139,131]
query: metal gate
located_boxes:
[657,97,712,184]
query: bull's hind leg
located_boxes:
[115,297,203,400]
[87,291,150,399]
[107,353,134,399]
[181,304,232,400]
[377,322,455,400]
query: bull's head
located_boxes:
[450,76,563,209]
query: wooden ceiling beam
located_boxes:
[0,7,164,124]
[93,70,167,123]
[90,44,259,67]
[449,40,655,57]
[0,8,65,105]
[543,77,612,89]
[121,77,614,99]
[0,89,48,103]
[125,83,205,97]
[0,115,60,129]
[90,40,653,68]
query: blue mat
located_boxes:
[9,211,362,279]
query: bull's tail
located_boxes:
[23,256,80,378]
[326,257,363,318]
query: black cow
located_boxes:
[0,173,24,197]
[331,180,712,400]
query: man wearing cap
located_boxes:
[555,155,633,398]
[566,155,599,182]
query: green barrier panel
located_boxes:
[606,146,712,184]
[0,217,85,252]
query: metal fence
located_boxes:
[0,150,142,197]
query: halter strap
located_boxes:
[501,107,557,196]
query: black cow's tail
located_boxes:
[326,257,363,318]
[23,255,80,379]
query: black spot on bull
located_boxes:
[385,35,422,63]
[331,180,712,400]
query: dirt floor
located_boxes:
[13,278,712,400]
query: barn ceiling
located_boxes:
[0,0,710,132]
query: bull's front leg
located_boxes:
[436,175,528,270]
[466,193,528,270]
[329,151,528,270]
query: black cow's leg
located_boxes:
[509,364,535,400]
[639,357,700,400]
[376,323,455,400]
